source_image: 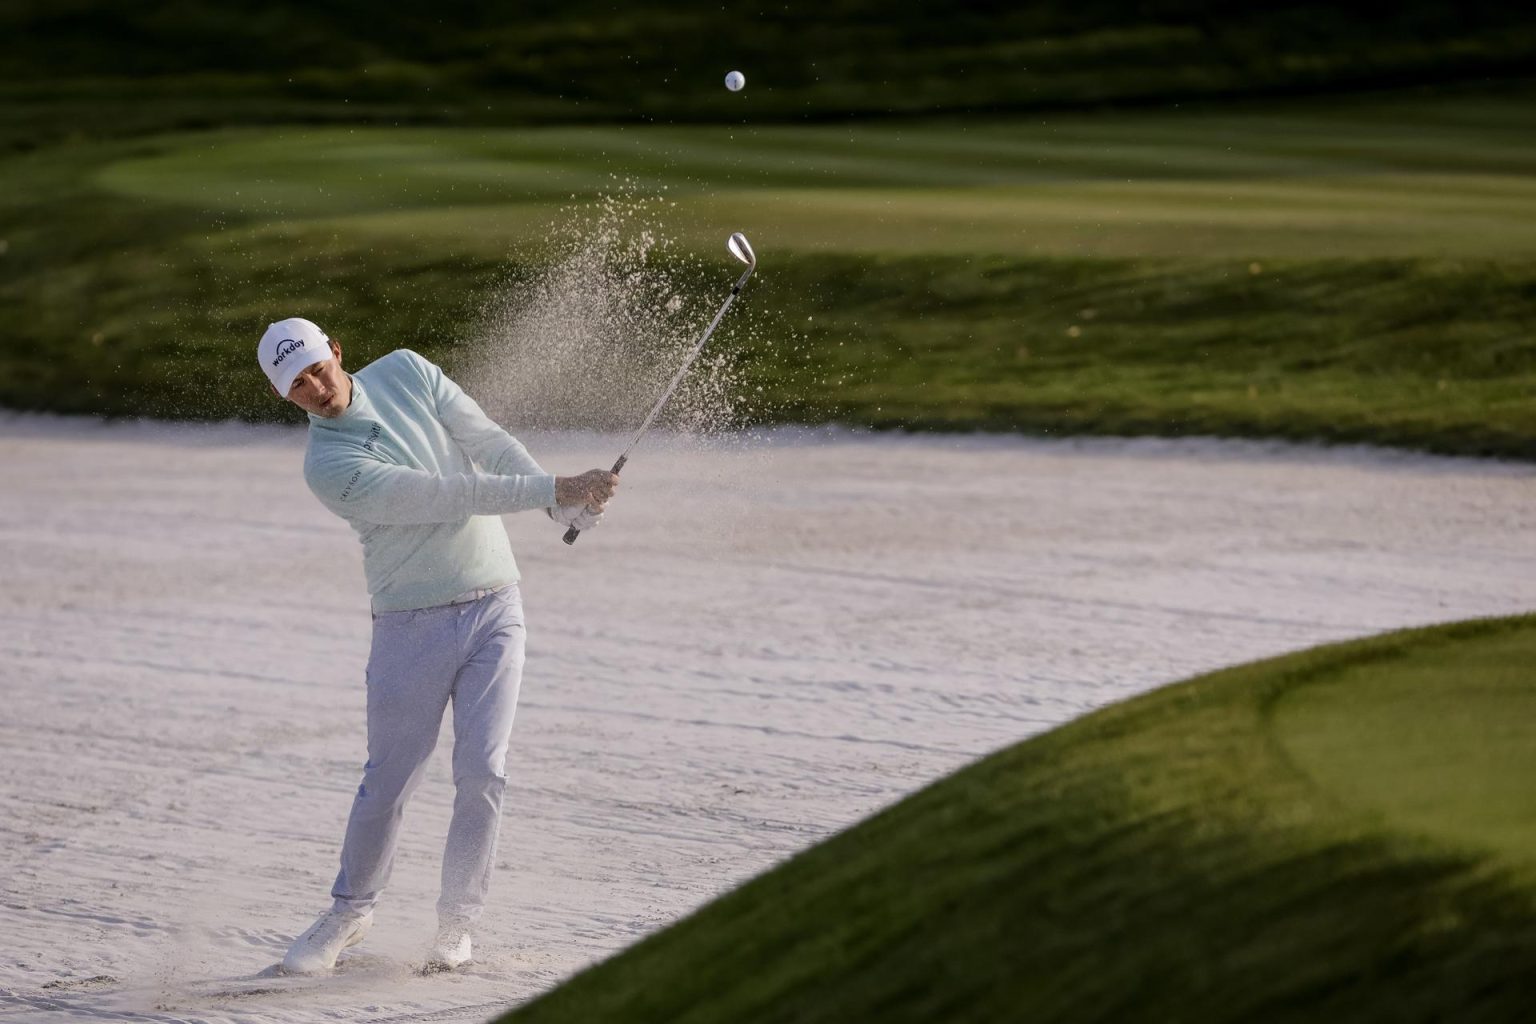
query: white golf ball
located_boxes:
[725,70,745,92]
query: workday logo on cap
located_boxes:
[259,317,332,396]
[272,337,307,368]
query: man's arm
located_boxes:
[306,452,555,526]
[409,350,620,514]
[413,352,547,477]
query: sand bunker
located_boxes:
[1,415,1532,1022]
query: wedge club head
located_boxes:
[727,232,756,267]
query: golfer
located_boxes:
[256,317,617,973]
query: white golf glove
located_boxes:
[547,503,604,531]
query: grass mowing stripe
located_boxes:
[215,187,1535,262]
[496,616,1536,1024]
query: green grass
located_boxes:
[4,2,1534,151]
[1276,639,1536,865]
[2,91,1535,454]
[495,615,1536,1023]
[79,95,1536,258]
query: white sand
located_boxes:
[1,415,1532,1023]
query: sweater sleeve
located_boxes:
[305,452,556,526]
[413,351,551,481]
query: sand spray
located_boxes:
[457,185,788,540]
[460,186,756,438]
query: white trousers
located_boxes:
[330,584,525,923]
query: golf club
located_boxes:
[564,231,758,545]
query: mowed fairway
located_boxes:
[3,89,1535,452]
[501,616,1536,1024]
[93,92,1536,259]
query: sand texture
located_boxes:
[1,416,1533,1023]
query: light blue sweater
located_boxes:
[304,349,556,613]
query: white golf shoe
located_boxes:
[426,917,473,971]
[281,908,372,974]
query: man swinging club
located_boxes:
[257,317,617,973]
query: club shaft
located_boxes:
[619,264,754,461]
[562,261,754,547]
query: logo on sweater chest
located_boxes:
[337,423,386,503]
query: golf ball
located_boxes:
[725,70,745,92]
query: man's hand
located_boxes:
[548,504,604,531]
[555,469,619,509]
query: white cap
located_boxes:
[258,317,333,397]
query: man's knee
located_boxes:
[452,767,508,796]
[357,753,434,806]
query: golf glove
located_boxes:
[548,503,604,531]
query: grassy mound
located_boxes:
[498,615,1536,1023]
[2,91,1534,456]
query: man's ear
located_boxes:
[330,339,343,364]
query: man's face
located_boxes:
[285,340,350,417]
